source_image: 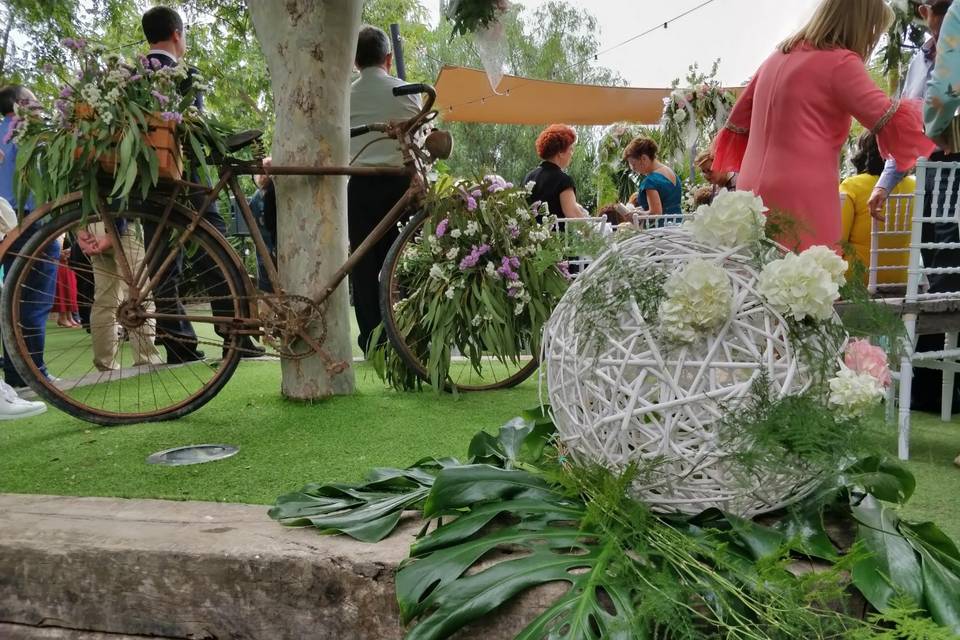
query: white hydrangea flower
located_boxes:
[659,259,732,343]
[471,314,483,327]
[828,366,884,419]
[485,261,497,277]
[445,247,458,260]
[757,252,840,321]
[525,181,537,193]
[450,228,462,239]
[429,264,444,280]
[800,245,847,287]
[465,221,479,236]
[673,108,688,124]
[514,302,526,316]
[683,190,766,248]
[444,287,455,300]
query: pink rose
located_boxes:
[844,339,892,388]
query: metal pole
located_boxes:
[390,23,406,80]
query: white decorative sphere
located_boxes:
[543,228,828,516]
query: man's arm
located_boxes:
[869,159,906,219]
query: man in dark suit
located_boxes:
[141,6,262,363]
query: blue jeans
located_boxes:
[2,220,60,386]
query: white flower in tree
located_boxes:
[800,245,847,287]
[684,190,766,249]
[659,259,732,343]
[757,251,840,321]
[828,366,884,419]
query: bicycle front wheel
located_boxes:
[1,201,249,425]
[379,209,539,392]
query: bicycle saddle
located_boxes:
[224,129,263,153]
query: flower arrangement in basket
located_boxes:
[659,61,737,163]
[11,38,227,214]
[543,190,904,516]
[373,174,572,390]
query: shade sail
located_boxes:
[434,65,742,126]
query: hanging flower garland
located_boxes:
[659,62,738,163]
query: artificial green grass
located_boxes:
[0,359,957,541]
[0,360,540,505]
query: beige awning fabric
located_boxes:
[434,65,742,126]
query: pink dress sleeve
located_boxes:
[831,51,935,171]
[711,75,756,174]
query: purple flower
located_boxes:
[484,174,510,193]
[128,74,142,82]
[458,187,478,212]
[507,287,519,298]
[59,85,73,99]
[458,244,490,270]
[471,189,482,198]
[62,37,77,50]
[54,100,69,117]
[459,253,479,270]
[139,55,150,68]
[150,58,162,70]
[509,226,520,239]
[530,200,542,212]
[497,256,520,281]
[151,90,170,104]
[42,63,54,74]
[160,111,183,123]
[557,261,572,280]
[435,218,449,238]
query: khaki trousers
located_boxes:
[88,224,163,371]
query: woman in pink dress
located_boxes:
[712,0,935,252]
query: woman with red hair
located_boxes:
[523,124,584,219]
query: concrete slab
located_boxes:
[0,494,555,640]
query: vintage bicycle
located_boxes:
[0,84,538,426]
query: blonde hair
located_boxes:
[779,0,893,60]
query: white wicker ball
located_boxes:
[543,228,827,516]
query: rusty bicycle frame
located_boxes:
[0,84,440,368]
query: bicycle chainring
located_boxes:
[258,294,328,361]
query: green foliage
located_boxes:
[721,379,884,487]
[372,176,570,391]
[12,41,227,214]
[443,0,507,38]
[274,407,960,639]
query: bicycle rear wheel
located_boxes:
[0,200,249,425]
[379,209,538,391]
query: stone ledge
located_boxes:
[0,494,555,640]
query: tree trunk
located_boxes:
[0,5,14,78]
[246,0,359,399]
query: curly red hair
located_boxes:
[535,124,577,160]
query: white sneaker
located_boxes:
[0,380,47,420]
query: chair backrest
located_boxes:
[908,160,960,301]
[867,193,913,294]
[553,216,610,276]
[630,212,688,228]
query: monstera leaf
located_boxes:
[397,465,640,640]
[466,406,555,469]
[269,458,460,543]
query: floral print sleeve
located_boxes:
[926,2,960,138]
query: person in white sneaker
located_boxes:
[0,379,46,420]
